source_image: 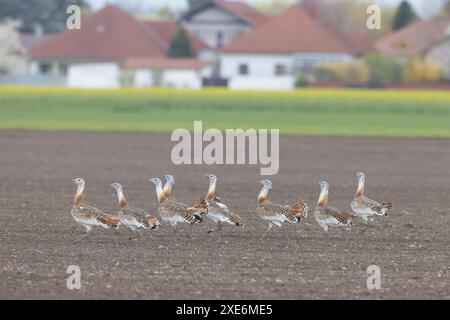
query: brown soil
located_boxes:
[0,131,448,299]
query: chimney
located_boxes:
[34,24,44,38]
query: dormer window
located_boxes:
[216,31,224,48]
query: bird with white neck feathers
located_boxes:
[71,178,121,242]
[163,175,174,199]
[204,174,244,233]
[256,179,308,240]
[351,172,392,221]
[162,174,207,218]
[314,181,354,232]
[111,182,159,231]
[149,177,206,231]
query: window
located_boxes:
[39,63,52,74]
[216,31,223,48]
[59,64,68,76]
[238,64,249,75]
[275,64,286,76]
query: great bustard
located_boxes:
[256,179,308,240]
[71,178,120,243]
[111,182,159,231]
[351,172,392,222]
[149,177,206,235]
[314,181,353,232]
[204,174,244,234]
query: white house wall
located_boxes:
[220,53,353,90]
[182,6,251,48]
[68,63,120,88]
[220,54,294,78]
[162,70,202,89]
[425,39,450,79]
[134,69,154,87]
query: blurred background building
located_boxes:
[0,0,449,89]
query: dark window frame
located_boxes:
[238,64,249,75]
[275,64,287,76]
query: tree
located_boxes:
[392,1,417,31]
[403,57,442,83]
[364,54,403,85]
[442,0,450,17]
[0,0,89,34]
[311,0,395,40]
[169,27,195,58]
[0,19,25,76]
[188,0,209,10]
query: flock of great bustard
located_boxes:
[71,172,392,242]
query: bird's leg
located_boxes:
[260,223,273,241]
[187,223,194,239]
[284,225,290,242]
[207,221,223,234]
[73,231,90,244]
[360,217,377,234]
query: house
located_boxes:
[122,57,213,89]
[180,0,268,49]
[375,19,450,79]
[219,5,355,90]
[29,5,210,88]
[375,19,450,58]
[424,35,450,79]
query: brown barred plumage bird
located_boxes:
[351,172,392,222]
[71,178,121,242]
[149,178,205,232]
[163,175,174,199]
[111,182,159,231]
[256,179,308,240]
[204,174,244,233]
[314,181,354,232]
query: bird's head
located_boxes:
[260,179,272,189]
[73,178,85,187]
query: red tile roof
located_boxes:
[215,0,268,26]
[30,5,209,61]
[375,19,450,55]
[140,20,209,53]
[182,0,268,26]
[221,5,350,54]
[328,30,376,56]
[30,5,167,60]
[123,57,211,70]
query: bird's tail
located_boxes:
[291,200,309,220]
[190,196,208,223]
[380,202,393,209]
[102,213,121,229]
[147,215,160,229]
[231,212,245,227]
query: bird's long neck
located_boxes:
[257,185,270,204]
[317,186,328,207]
[115,189,128,209]
[206,180,217,200]
[155,182,167,205]
[356,179,365,197]
[163,181,173,198]
[74,184,84,205]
